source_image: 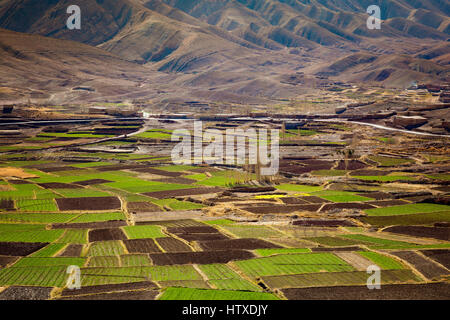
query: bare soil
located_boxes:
[143,187,223,199]
[73,179,113,186]
[199,238,282,251]
[420,250,450,269]
[0,242,47,256]
[282,283,450,300]
[293,219,356,227]
[123,239,162,254]
[156,237,192,252]
[38,182,83,189]
[0,286,53,300]
[243,204,321,214]
[52,220,126,229]
[391,251,449,280]
[0,255,18,267]
[88,228,127,242]
[56,197,121,211]
[58,244,83,257]
[384,226,450,241]
[149,250,254,265]
[60,281,157,297]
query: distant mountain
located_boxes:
[0,0,448,103]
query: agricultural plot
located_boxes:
[263,269,420,289]
[123,226,166,240]
[0,229,64,243]
[0,266,67,287]
[364,203,450,217]
[70,212,125,223]
[219,225,285,239]
[159,288,279,300]
[57,229,88,244]
[0,118,449,300]
[234,253,354,278]
[30,243,67,257]
[86,241,125,257]
[198,264,261,292]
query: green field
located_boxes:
[262,269,420,289]
[312,190,373,203]
[86,241,125,257]
[368,155,413,167]
[30,243,67,257]
[358,251,404,269]
[276,184,323,193]
[198,264,261,292]
[364,203,450,217]
[159,287,279,300]
[234,253,353,278]
[361,211,450,227]
[0,266,67,287]
[123,225,166,239]
[254,248,311,257]
[12,257,85,268]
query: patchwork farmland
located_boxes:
[0,115,448,301]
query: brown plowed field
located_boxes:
[149,250,254,265]
[88,228,127,242]
[123,239,162,254]
[281,197,310,205]
[420,250,450,269]
[298,196,331,204]
[356,192,393,200]
[143,187,223,199]
[0,242,47,256]
[243,204,321,214]
[282,283,450,300]
[58,244,83,257]
[60,281,156,297]
[56,197,121,211]
[38,182,84,189]
[7,179,32,184]
[321,203,375,211]
[73,179,113,186]
[279,160,334,175]
[199,238,281,251]
[176,233,229,242]
[310,246,362,252]
[153,177,197,184]
[52,220,126,229]
[167,226,220,234]
[391,251,449,280]
[59,290,159,300]
[96,164,146,172]
[156,237,192,252]
[131,167,184,177]
[127,202,161,213]
[293,219,356,227]
[336,160,367,170]
[0,255,18,267]
[0,286,53,300]
[350,170,389,176]
[0,199,14,210]
[39,166,77,172]
[366,200,409,207]
[384,226,450,241]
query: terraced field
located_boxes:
[0,118,448,301]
